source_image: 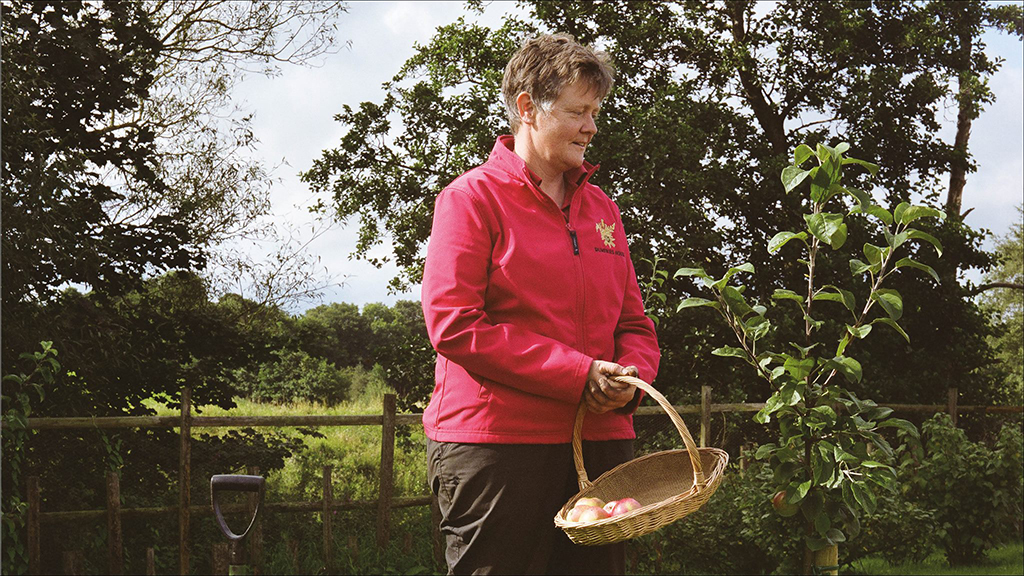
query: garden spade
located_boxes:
[211,474,265,575]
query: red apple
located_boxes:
[610,497,642,516]
[574,497,606,509]
[771,491,799,517]
[576,505,611,523]
[603,500,619,514]
[566,506,585,522]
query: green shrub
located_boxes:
[903,414,1024,566]
[239,349,352,405]
[842,484,938,567]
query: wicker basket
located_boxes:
[554,376,729,546]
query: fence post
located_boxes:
[948,387,958,426]
[323,466,334,574]
[430,494,444,569]
[62,550,81,575]
[179,386,192,575]
[246,465,263,575]
[146,548,156,576]
[27,476,40,575]
[377,393,396,549]
[106,471,123,574]
[700,386,712,448]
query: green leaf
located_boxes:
[865,205,894,225]
[863,243,885,265]
[793,479,812,502]
[849,258,873,275]
[772,289,804,303]
[789,342,819,358]
[754,443,776,459]
[814,507,831,536]
[906,229,943,257]
[898,205,945,225]
[794,144,815,166]
[809,165,834,202]
[851,481,877,514]
[677,297,718,311]
[805,213,846,249]
[713,262,755,290]
[767,231,808,254]
[826,528,847,543]
[824,355,863,383]
[846,324,872,339]
[893,202,910,223]
[806,536,831,551]
[784,356,816,380]
[876,417,919,439]
[841,157,879,176]
[895,257,940,283]
[801,489,825,520]
[782,165,812,193]
[871,289,904,320]
[842,186,872,212]
[871,317,910,343]
[811,405,838,428]
[712,346,748,359]
[818,284,856,315]
[674,267,711,279]
[721,285,754,317]
[835,142,850,154]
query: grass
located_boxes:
[849,542,1024,575]
[143,392,430,501]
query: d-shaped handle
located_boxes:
[211,474,265,541]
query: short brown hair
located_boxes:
[501,33,614,133]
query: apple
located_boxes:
[603,500,618,514]
[566,506,585,522]
[575,505,611,523]
[771,491,799,517]
[610,497,642,516]
[574,497,606,509]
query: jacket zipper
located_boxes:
[568,226,579,255]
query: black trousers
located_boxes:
[427,439,633,575]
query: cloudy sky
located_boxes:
[234,2,1023,312]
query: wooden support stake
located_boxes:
[27,476,40,575]
[146,548,156,576]
[948,387,959,426]
[377,394,396,549]
[246,465,263,575]
[61,550,81,575]
[323,466,334,574]
[700,386,712,448]
[106,471,123,575]
[211,542,229,575]
[179,386,192,575]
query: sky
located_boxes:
[233,1,1024,313]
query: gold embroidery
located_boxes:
[596,219,616,248]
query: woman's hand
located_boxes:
[583,360,639,414]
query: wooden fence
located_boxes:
[10,386,1022,575]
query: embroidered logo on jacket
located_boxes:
[596,219,616,248]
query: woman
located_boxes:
[421,33,660,575]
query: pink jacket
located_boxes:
[421,136,660,444]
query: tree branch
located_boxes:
[968,282,1024,296]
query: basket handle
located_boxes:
[572,376,707,492]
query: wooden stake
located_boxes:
[323,466,334,574]
[700,386,712,448]
[179,386,192,575]
[377,394,396,548]
[27,476,40,575]
[106,471,123,574]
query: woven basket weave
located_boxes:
[554,376,729,545]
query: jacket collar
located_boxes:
[488,135,598,190]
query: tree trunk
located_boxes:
[946,22,976,220]
[726,1,788,156]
